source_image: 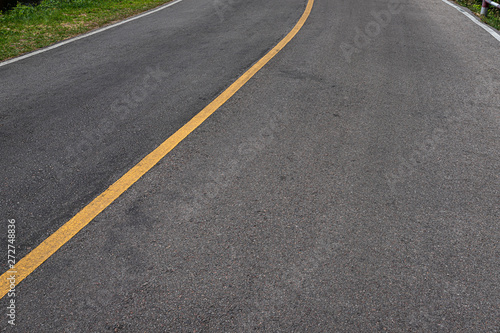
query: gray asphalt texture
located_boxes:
[1,0,499,331]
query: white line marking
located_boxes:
[0,0,183,68]
[440,0,500,42]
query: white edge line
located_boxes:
[0,0,183,68]
[440,0,500,42]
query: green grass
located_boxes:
[0,0,173,61]
[454,0,500,30]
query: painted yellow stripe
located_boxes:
[0,0,314,299]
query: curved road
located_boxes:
[1,0,499,331]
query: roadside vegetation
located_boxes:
[0,0,173,61]
[1,0,498,63]
[455,0,500,30]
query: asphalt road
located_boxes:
[1,0,499,331]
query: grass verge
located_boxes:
[0,0,173,62]
[453,0,500,30]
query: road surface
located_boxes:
[0,0,499,331]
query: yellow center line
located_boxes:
[0,0,314,299]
